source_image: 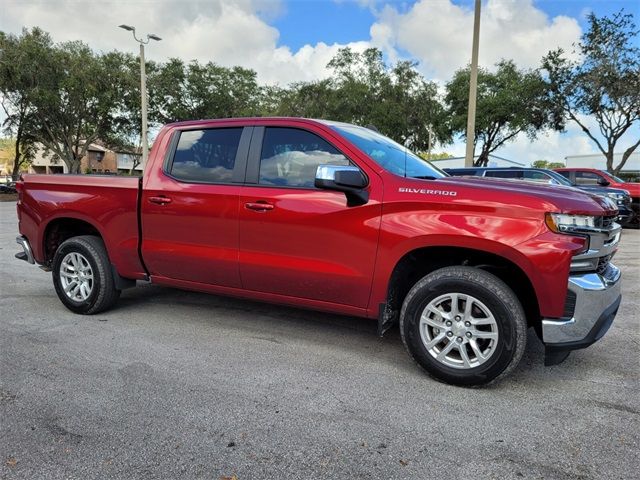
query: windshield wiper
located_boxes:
[411,175,438,180]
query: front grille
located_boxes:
[600,215,617,229]
[570,214,619,275]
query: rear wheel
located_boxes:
[400,266,527,386]
[52,235,120,314]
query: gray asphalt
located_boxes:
[1,200,639,479]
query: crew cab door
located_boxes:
[141,125,251,287]
[238,125,382,308]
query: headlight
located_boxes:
[545,213,597,233]
[606,192,624,201]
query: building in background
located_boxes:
[430,154,525,170]
[30,143,141,174]
[564,153,640,174]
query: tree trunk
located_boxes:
[11,116,24,181]
[474,150,490,167]
[12,138,22,181]
[605,149,615,174]
[64,156,82,174]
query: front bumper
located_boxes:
[541,263,622,365]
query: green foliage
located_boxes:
[0,29,41,178]
[542,10,640,175]
[278,47,450,151]
[531,160,564,169]
[150,59,262,123]
[418,152,454,161]
[445,60,556,167]
[0,28,134,173]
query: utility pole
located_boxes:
[464,0,481,167]
[119,25,161,171]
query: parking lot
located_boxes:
[0,200,638,479]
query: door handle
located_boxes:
[149,196,172,205]
[245,201,274,212]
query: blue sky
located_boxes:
[273,1,638,51]
[1,0,639,165]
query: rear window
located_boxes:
[170,128,243,183]
[484,170,521,179]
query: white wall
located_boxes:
[565,152,640,171]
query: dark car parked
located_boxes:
[444,167,635,227]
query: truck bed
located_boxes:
[17,174,146,279]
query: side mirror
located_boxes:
[315,165,369,206]
[597,177,610,187]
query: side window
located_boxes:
[259,128,349,188]
[523,171,554,184]
[556,171,571,180]
[170,128,243,183]
[484,170,521,179]
[574,171,601,185]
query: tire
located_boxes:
[52,235,121,314]
[399,266,527,386]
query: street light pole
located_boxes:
[139,42,148,170]
[464,0,481,167]
[118,25,161,171]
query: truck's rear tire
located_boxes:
[400,266,527,386]
[52,235,120,314]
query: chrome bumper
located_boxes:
[16,235,35,264]
[542,264,621,346]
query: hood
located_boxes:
[435,176,619,216]
[616,182,640,197]
[578,185,630,196]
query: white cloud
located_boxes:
[2,0,618,161]
[369,0,582,80]
[0,0,365,85]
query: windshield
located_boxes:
[330,123,446,179]
[602,171,625,183]
[544,169,575,186]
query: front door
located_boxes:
[238,126,382,308]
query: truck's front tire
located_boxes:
[400,266,527,386]
[52,235,120,314]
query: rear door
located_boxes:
[238,125,382,308]
[574,170,604,186]
[141,125,251,287]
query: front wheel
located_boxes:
[52,235,121,314]
[400,266,527,386]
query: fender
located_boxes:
[368,231,582,320]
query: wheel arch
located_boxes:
[378,244,541,334]
[42,215,104,267]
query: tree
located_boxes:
[419,152,454,161]
[445,60,557,167]
[532,160,564,169]
[542,11,640,175]
[0,29,43,179]
[1,28,134,173]
[150,59,262,123]
[279,47,450,151]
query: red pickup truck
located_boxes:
[555,167,640,228]
[15,118,623,386]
